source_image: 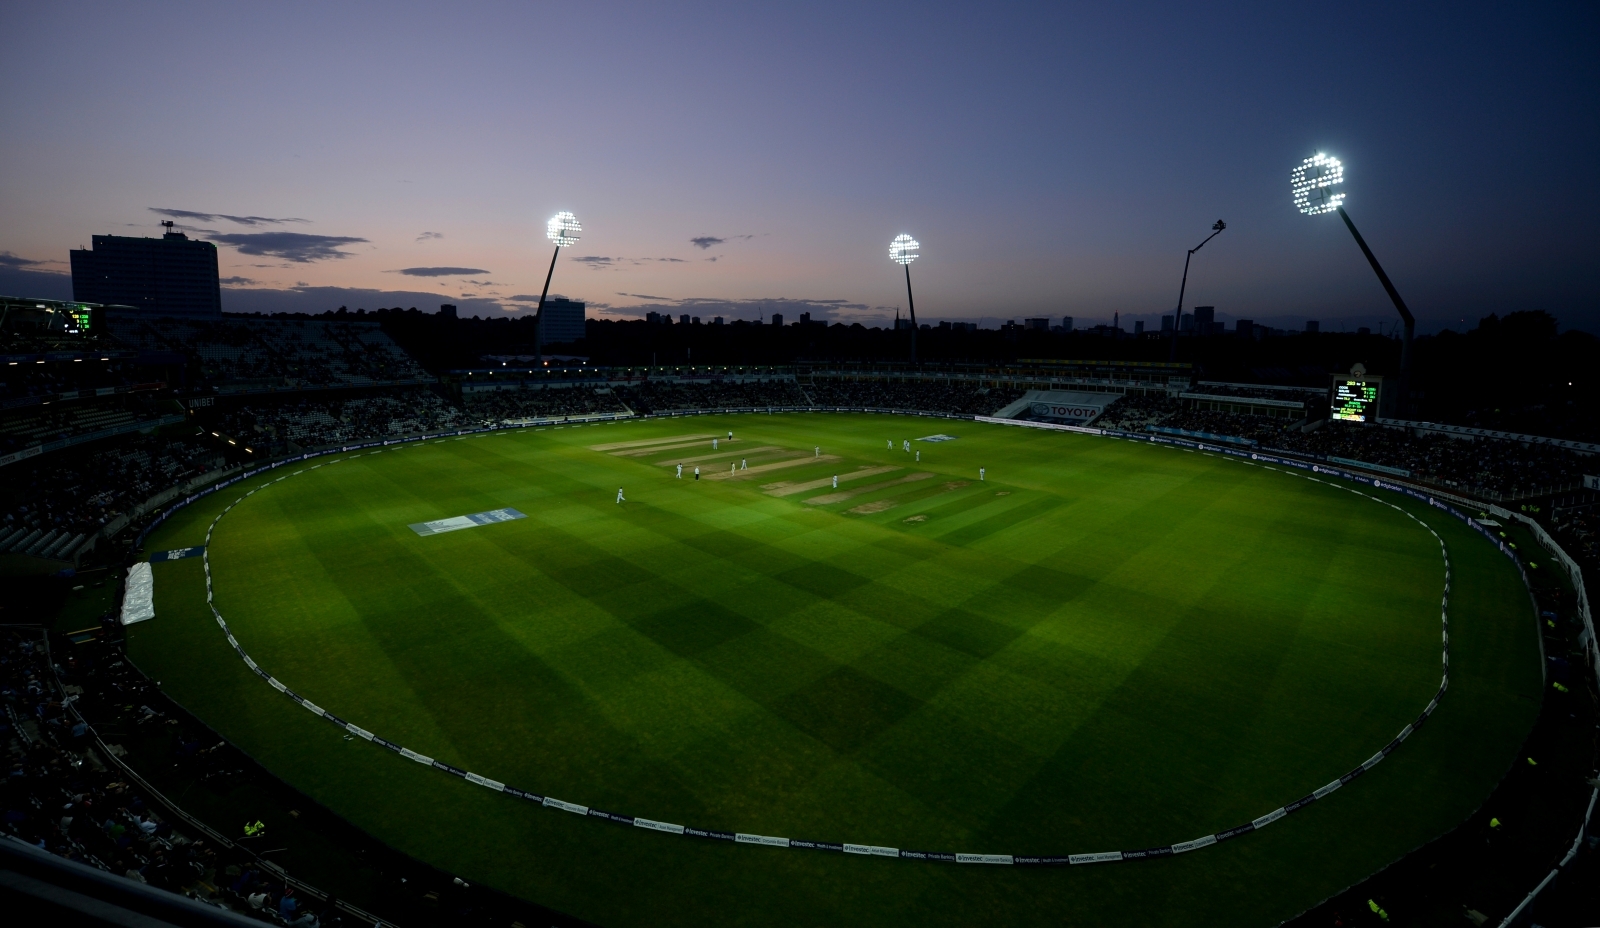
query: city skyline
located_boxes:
[1,2,1596,334]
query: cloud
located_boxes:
[219,276,258,286]
[150,208,309,226]
[0,264,72,300]
[704,257,718,262]
[390,266,491,277]
[690,234,754,250]
[416,231,444,242]
[616,292,676,301]
[0,251,53,271]
[575,255,688,268]
[208,232,368,262]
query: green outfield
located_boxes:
[131,413,1541,927]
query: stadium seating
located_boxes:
[1094,394,1593,499]
[217,390,464,454]
[616,380,809,414]
[804,380,1025,415]
[109,316,432,393]
[0,628,347,924]
[0,437,224,561]
[463,385,632,423]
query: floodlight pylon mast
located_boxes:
[1336,206,1414,414]
[1168,220,1226,362]
[889,234,922,364]
[903,261,918,363]
[534,244,560,365]
[536,211,582,366]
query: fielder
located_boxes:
[832,475,838,489]
[616,488,626,503]
[676,463,683,478]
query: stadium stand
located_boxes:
[805,379,1025,415]
[617,379,809,414]
[1094,394,1595,500]
[109,316,432,393]
[0,627,367,925]
[0,360,155,404]
[463,386,632,423]
[0,437,225,562]
[216,391,464,455]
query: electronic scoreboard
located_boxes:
[1331,377,1380,422]
[0,297,104,338]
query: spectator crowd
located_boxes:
[0,359,155,405]
[1,630,342,925]
[2,435,224,560]
[1095,394,1594,498]
[218,391,464,454]
[110,317,430,393]
[805,380,1024,415]
[463,385,631,423]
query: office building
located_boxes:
[70,226,221,317]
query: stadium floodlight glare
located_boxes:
[890,233,919,265]
[1167,220,1227,362]
[1291,153,1416,414]
[535,211,582,363]
[546,210,582,247]
[889,234,921,361]
[1292,153,1345,215]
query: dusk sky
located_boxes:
[2,2,1596,333]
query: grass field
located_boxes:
[131,413,1542,927]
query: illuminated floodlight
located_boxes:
[1291,150,1418,414]
[889,233,919,265]
[1292,153,1344,215]
[546,211,582,247]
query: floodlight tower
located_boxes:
[890,234,920,362]
[1167,220,1227,361]
[1292,153,1415,414]
[535,210,582,365]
